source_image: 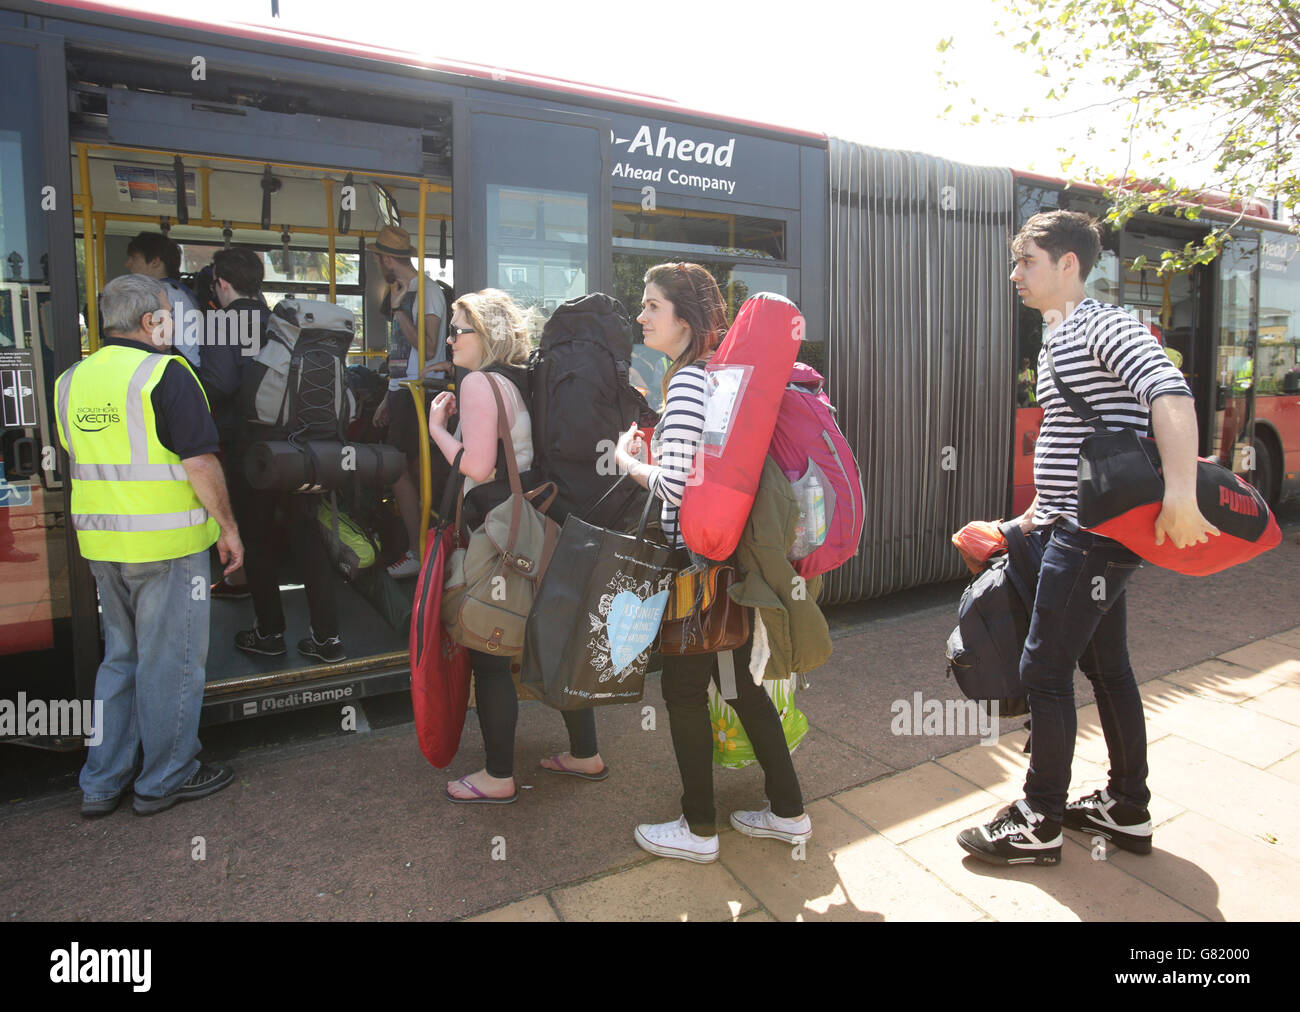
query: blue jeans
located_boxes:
[79,549,209,801]
[1021,524,1150,822]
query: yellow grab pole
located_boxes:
[413,181,432,555]
[324,179,337,303]
[94,213,107,302]
[78,144,100,352]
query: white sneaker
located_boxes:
[386,551,420,578]
[634,816,719,863]
[729,804,813,844]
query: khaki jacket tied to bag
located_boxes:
[731,456,833,679]
[442,378,559,655]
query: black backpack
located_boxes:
[945,521,1044,719]
[528,293,656,527]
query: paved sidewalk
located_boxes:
[1,542,1297,921]
[473,630,1300,922]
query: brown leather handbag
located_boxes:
[655,562,750,655]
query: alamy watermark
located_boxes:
[0,693,103,746]
[49,943,150,991]
[150,304,263,357]
[890,692,998,745]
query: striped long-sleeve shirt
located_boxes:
[647,362,708,548]
[1033,299,1191,525]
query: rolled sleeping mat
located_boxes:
[245,440,406,492]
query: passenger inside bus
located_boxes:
[123,231,203,369]
[366,224,450,579]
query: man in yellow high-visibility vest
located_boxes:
[56,274,244,817]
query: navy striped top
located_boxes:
[647,362,708,548]
[1033,299,1191,525]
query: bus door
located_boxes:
[68,85,453,724]
[1,26,94,738]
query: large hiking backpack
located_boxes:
[529,293,655,527]
[241,298,356,439]
[944,521,1044,718]
[768,361,865,578]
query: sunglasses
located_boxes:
[449,326,477,341]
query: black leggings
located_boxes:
[469,649,598,778]
[660,630,804,836]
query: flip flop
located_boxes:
[445,777,518,805]
[540,754,610,781]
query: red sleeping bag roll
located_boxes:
[409,525,472,767]
[680,293,804,562]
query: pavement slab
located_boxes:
[549,855,756,922]
[1144,736,1300,860]
[1138,678,1300,768]
[1163,658,1290,704]
[719,798,983,922]
[1101,811,1300,922]
[1241,684,1300,729]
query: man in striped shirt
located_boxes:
[958,211,1218,867]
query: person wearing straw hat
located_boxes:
[369,225,450,577]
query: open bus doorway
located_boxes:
[71,142,453,727]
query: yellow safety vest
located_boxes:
[54,344,219,563]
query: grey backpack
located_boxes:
[241,298,356,439]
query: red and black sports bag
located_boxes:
[1047,351,1281,576]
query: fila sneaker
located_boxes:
[957,800,1062,866]
[633,816,719,864]
[1063,788,1153,855]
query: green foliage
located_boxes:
[946,0,1300,271]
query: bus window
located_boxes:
[1257,233,1300,501]
[613,204,786,261]
[1214,235,1258,467]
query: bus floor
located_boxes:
[204,556,409,683]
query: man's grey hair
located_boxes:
[101,274,168,335]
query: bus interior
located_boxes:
[64,74,458,721]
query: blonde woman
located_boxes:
[428,290,606,802]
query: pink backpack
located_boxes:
[768,362,865,579]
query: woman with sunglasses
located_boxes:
[428,289,606,803]
[614,263,811,861]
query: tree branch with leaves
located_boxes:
[940,0,1299,270]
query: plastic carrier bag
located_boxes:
[707,676,809,769]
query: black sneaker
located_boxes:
[1063,788,1153,854]
[133,763,234,816]
[234,625,286,657]
[957,800,1062,866]
[298,629,345,663]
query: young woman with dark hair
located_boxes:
[614,262,811,862]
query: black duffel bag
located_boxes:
[945,520,1044,719]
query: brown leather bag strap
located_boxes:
[483,372,527,553]
[484,372,524,497]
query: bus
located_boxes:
[2,0,1296,743]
